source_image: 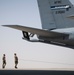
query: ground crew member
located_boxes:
[2,54,6,69]
[14,53,18,69]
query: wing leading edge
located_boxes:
[3,25,68,38]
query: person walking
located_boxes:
[2,54,6,69]
[14,53,18,69]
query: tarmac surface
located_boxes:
[0,70,74,75]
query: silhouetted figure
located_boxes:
[14,53,18,69]
[2,54,6,69]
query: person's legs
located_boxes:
[2,63,4,68]
[15,62,18,69]
[2,62,6,69]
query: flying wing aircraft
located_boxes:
[3,0,74,49]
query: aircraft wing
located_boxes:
[3,25,68,38]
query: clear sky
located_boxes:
[0,0,74,69]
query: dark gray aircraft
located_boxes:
[3,0,74,49]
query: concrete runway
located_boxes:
[0,70,74,75]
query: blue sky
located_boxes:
[0,0,74,69]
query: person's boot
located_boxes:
[2,65,5,69]
[15,66,17,69]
